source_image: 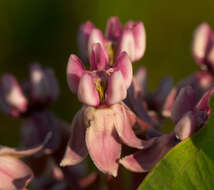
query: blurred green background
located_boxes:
[0,0,213,146]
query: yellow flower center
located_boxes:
[94,79,107,104]
[105,42,115,67]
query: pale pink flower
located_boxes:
[0,135,50,190]
[67,42,132,107]
[78,16,146,62]
[120,86,212,173]
[60,103,155,177]
[0,63,59,117]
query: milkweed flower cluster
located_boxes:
[0,17,214,189]
[61,17,151,177]
[61,17,214,177]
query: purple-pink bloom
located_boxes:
[0,63,59,117]
[120,86,211,173]
[60,103,155,177]
[0,74,28,117]
[0,64,66,155]
[67,42,132,106]
[77,16,146,62]
[0,136,49,190]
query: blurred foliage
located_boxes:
[0,0,214,146]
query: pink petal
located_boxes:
[0,74,27,116]
[105,71,127,105]
[90,43,107,70]
[208,44,214,67]
[117,29,135,62]
[112,103,154,149]
[196,87,214,115]
[60,107,88,166]
[0,141,48,189]
[77,21,95,61]
[77,73,100,106]
[174,111,196,141]
[105,16,122,41]
[88,29,109,63]
[0,156,33,190]
[171,86,195,123]
[114,52,133,88]
[0,133,51,158]
[162,88,177,117]
[131,22,146,61]
[192,23,212,65]
[67,54,86,93]
[85,106,121,177]
[119,133,175,172]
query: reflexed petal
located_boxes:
[105,16,122,41]
[114,52,133,88]
[122,102,137,127]
[196,87,214,114]
[77,73,100,106]
[90,43,107,70]
[192,23,212,65]
[131,22,146,61]
[0,156,33,190]
[67,54,85,93]
[0,74,27,116]
[119,133,175,172]
[85,106,121,177]
[162,88,177,117]
[60,108,88,166]
[171,86,195,123]
[0,133,51,158]
[77,21,95,61]
[88,29,109,63]
[105,71,127,105]
[117,29,135,61]
[174,111,196,140]
[112,103,154,149]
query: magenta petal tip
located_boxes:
[67,54,85,93]
[105,16,122,41]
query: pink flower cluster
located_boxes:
[62,17,214,178]
[0,17,214,189]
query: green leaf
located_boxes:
[138,95,214,190]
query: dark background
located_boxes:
[0,0,213,146]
